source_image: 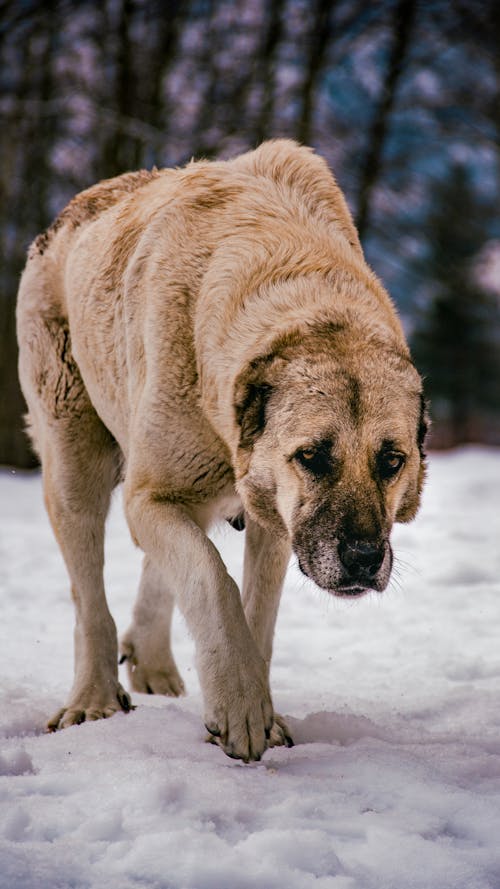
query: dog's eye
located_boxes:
[299,448,315,461]
[378,451,406,479]
[295,446,331,476]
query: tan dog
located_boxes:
[17,140,427,762]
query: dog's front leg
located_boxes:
[241,517,294,748]
[124,484,274,762]
[120,555,185,696]
[242,516,291,665]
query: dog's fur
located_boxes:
[17,140,426,762]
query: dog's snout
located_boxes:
[338,538,386,580]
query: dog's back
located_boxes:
[17,142,360,447]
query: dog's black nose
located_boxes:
[338,539,386,580]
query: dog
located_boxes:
[17,140,427,762]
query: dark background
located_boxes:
[1,0,499,468]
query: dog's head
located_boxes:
[234,326,427,598]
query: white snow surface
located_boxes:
[1,448,500,889]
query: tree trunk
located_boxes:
[0,3,58,468]
[297,0,333,146]
[254,0,286,144]
[356,0,417,240]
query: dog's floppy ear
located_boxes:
[234,355,285,449]
[417,392,430,459]
[396,392,430,522]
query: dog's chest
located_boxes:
[189,483,244,532]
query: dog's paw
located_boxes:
[205,712,293,753]
[202,655,274,763]
[204,703,273,763]
[119,637,185,697]
[46,683,132,731]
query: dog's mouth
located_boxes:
[331,583,371,599]
[297,557,371,598]
[296,555,389,599]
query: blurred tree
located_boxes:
[355,0,416,240]
[411,165,500,446]
[101,0,142,174]
[1,0,500,465]
[254,0,285,144]
[297,0,333,146]
[0,0,60,467]
[95,0,186,175]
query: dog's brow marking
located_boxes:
[379,438,399,454]
[347,375,361,424]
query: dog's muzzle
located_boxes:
[294,532,392,598]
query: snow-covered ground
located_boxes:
[1,448,499,889]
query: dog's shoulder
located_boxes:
[228,140,362,253]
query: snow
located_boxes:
[1,448,500,889]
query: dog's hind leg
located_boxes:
[41,414,131,730]
[241,517,294,748]
[18,306,131,730]
[120,555,185,696]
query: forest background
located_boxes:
[1,0,499,468]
